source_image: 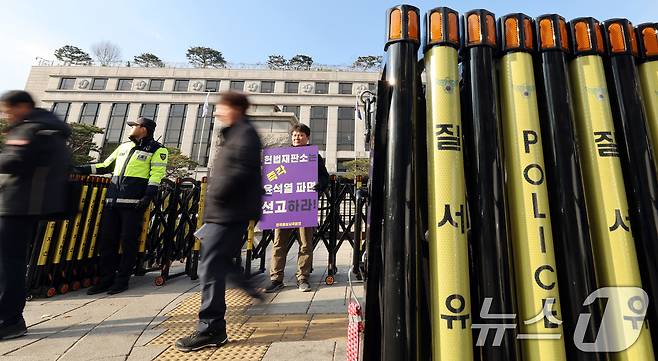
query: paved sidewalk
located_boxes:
[1,243,362,360]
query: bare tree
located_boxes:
[92,41,122,66]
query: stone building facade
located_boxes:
[23,65,380,176]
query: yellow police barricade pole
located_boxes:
[29,221,57,297]
[423,7,473,361]
[48,174,76,295]
[245,220,255,278]
[569,17,654,359]
[49,220,70,295]
[189,177,206,280]
[86,177,109,285]
[73,176,99,290]
[137,204,152,252]
[637,23,658,173]
[61,175,90,293]
[498,13,567,360]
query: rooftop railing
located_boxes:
[33,57,381,73]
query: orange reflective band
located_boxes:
[540,19,556,49]
[430,11,443,42]
[486,15,496,45]
[389,9,402,40]
[408,10,419,40]
[448,12,459,43]
[523,18,533,48]
[595,23,604,53]
[560,20,569,50]
[628,23,638,56]
[468,14,481,44]
[575,21,592,51]
[505,18,520,49]
[608,23,626,53]
[642,27,658,56]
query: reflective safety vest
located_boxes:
[90,138,168,206]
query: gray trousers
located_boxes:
[197,221,247,334]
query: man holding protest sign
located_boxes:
[264,124,329,293]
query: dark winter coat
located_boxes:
[204,118,263,224]
[0,108,72,216]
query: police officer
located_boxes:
[78,117,168,295]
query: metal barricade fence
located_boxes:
[245,176,368,284]
[26,175,363,298]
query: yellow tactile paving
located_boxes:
[150,288,348,361]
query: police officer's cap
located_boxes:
[127,117,156,133]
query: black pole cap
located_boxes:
[385,5,421,50]
[535,14,570,53]
[498,13,535,54]
[636,22,658,63]
[462,9,497,49]
[568,17,605,57]
[602,18,638,57]
[423,7,460,51]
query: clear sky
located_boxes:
[1,0,656,93]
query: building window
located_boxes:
[368,82,376,91]
[149,79,164,91]
[139,103,159,122]
[79,103,100,125]
[205,80,220,92]
[59,78,76,90]
[285,82,299,94]
[261,81,274,93]
[337,107,355,151]
[91,78,108,90]
[283,105,300,119]
[102,103,129,158]
[310,106,327,151]
[339,82,353,95]
[174,80,189,92]
[230,81,244,91]
[191,104,215,166]
[52,102,71,121]
[315,82,329,94]
[117,79,133,91]
[164,104,187,148]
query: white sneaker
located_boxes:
[297,281,311,292]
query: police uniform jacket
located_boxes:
[80,137,168,207]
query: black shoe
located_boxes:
[175,330,228,352]
[264,280,284,293]
[87,281,113,295]
[0,319,27,341]
[107,282,129,295]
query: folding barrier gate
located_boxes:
[245,176,368,285]
[25,174,367,298]
[359,5,658,361]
